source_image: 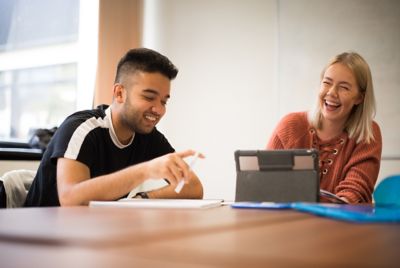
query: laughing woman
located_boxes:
[267,52,382,204]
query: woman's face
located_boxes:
[319,63,363,127]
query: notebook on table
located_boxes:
[89,199,223,209]
[234,149,319,203]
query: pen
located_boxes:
[175,152,200,193]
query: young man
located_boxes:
[25,48,203,207]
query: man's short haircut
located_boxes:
[114,48,178,84]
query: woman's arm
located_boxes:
[335,123,382,203]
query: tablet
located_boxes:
[234,149,319,202]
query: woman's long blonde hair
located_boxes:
[310,52,376,143]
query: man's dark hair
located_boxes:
[114,48,178,84]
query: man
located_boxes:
[25,48,203,207]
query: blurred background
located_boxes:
[1,0,399,200]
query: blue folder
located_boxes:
[291,175,400,223]
[290,203,400,223]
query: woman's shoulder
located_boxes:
[351,120,382,148]
[278,111,310,128]
[372,120,381,132]
[274,111,310,136]
[270,111,311,148]
[371,120,382,142]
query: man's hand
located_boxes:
[144,150,202,185]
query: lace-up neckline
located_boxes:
[309,128,347,178]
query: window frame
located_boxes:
[0,0,99,141]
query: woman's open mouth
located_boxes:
[324,100,341,111]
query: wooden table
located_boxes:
[0,205,399,267]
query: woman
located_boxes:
[267,52,382,203]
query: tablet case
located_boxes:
[234,149,319,202]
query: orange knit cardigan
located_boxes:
[267,112,382,203]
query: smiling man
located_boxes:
[25,48,203,207]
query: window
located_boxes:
[0,64,77,138]
[0,0,79,51]
[0,0,98,141]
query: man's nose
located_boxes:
[151,104,164,115]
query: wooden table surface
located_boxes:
[0,205,399,267]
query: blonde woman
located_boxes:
[267,52,382,203]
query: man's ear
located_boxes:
[113,84,125,103]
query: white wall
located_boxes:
[142,0,400,200]
[143,0,279,200]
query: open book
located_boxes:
[89,199,223,209]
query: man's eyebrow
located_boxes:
[143,89,170,99]
[143,89,158,95]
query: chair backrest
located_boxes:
[0,169,36,208]
[373,174,400,206]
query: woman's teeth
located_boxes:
[325,100,340,107]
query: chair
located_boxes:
[0,169,36,208]
[373,174,400,206]
[0,140,42,208]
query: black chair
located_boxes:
[0,180,6,208]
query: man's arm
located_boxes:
[57,150,202,206]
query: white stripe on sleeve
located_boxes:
[64,116,107,160]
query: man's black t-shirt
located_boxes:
[24,105,174,207]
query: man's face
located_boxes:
[121,71,171,134]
